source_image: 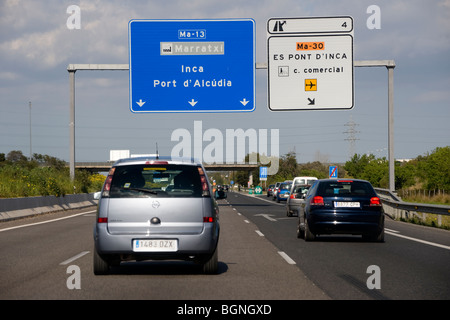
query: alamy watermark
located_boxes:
[366,265,381,289]
[66,5,81,30]
[171,121,280,175]
[367,5,381,30]
[66,265,81,289]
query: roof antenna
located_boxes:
[156,142,159,159]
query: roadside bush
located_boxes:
[0,151,106,198]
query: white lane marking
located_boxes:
[244,220,250,224]
[278,251,296,265]
[255,230,264,237]
[385,230,450,250]
[385,228,400,233]
[60,251,90,265]
[240,192,284,205]
[0,210,96,233]
[254,213,277,221]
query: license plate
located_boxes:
[334,201,360,208]
[133,239,178,252]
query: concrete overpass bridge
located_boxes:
[72,162,259,172]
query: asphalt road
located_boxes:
[227,191,450,300]
[0,202,327,301]
[1,191,449,302]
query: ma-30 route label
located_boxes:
[267,17,354,111]
[129,19,255,113]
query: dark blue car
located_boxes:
[297,179,385,242]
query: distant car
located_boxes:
[275,181,292,203]
[93,156,220,275]
[286,184,310,217]
[296,179,384,242]
[292,176,317,186]
[215,186,227,199]
[272,182,282,200]
[266,184,275,197]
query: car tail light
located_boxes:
[145,160,169,165]
[310,196,324,205]
[97,217,108,223]
[198,167,210,197]
[203,217,214,223]
[370,197,382,206]
[101,167,115,197]
[290,194,295,199]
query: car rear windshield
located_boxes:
[279,183,291,190]
[109,164,204,198]
[317,180,376,197]
[294,185,309,194]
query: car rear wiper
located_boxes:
[121,187,158,195]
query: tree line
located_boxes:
[1,146,448,198]
[233,146,450,193]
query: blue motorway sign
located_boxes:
[128,19,255,113]
[329,166,338,178]
[260,166,268,180]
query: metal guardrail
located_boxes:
[374,188,450,226]
[374,188,402,202]
[0,193,97,222]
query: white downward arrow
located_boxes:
[240,98,249,106]
[188,99,198,107]
[136,99,146,107]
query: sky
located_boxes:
[0,0,449,165]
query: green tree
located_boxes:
[344,154,388,187]
[6,150,27,163]
[33,153,66,170]
[395,160,417,190]
[419,146,450,191]
[269,151,298,183]
[344,154,373,179]
[298,161,331,179]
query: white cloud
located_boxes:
[414,90,450,103]
[1,28,68,68]
[0,0,449,162]
[0,71,21,81]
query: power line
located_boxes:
[343,116,359,159]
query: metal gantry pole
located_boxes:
[67,64,128,181]
[388,65,395,192]
[69,69,76,181]
[29,101,32,160]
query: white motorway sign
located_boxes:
[267,17,354,111]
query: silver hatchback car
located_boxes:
[93,157,220,274]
